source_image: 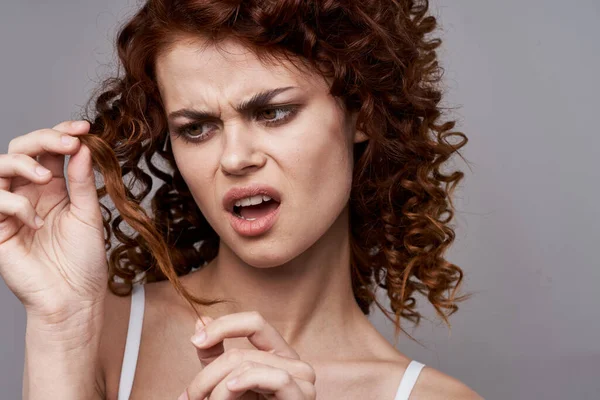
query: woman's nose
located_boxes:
[219,125,266,176]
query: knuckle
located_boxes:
[12,153,31,165]
[36,128,56,143]
[7,138,20,153]
[39,128,54,135]
[31,128,52,138]
[17,195,32,210]
[301,363,317,383]
[8,128,52,154]
[239,360,256,371]
[278,370,293,386]
[67,173,85,185]
[248,311,266,329]
[6,153,21,163]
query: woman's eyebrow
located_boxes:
[167,86,298,122]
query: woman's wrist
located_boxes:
[24,307,104,400]
[26,303,104,351]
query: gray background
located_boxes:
[1,0,599,398]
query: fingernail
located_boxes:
[35,215,44,228]
[35,166,51,176]
[177,390,189,400]
[61,135,77,145]
[191,330,207,345]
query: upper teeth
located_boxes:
[235,195,272,208]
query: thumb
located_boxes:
[66,140,102,224]
[192,316,225,366]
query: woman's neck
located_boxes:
[190,206,368,356]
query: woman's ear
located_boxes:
[349,111,369,144]
[353,128,369,144]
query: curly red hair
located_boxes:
[78,0,469,341]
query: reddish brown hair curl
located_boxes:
[78,0,469,340]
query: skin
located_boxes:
[95,36,482,399]
[158,36,369,357]
[0,37,481,399]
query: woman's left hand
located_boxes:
[180,311,317,400]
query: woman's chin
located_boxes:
[222,239,307,269]
[238,249,298,269]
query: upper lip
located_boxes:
[222,184,282,212]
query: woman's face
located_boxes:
[156,37,367,268]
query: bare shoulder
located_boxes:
[96,279,196,399]
[97,280,179,376]
[412,365,483,400]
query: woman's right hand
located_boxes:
[0,120,108,325]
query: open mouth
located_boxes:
[232,197,281,221]
[223,185,282,237]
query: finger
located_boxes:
[52,120,90,133]
[186,357,309,400]
[193,316,225,367]
[38,120,91,177]
[202,360,259,400]
[47,120,100,222]
[65,141,102,223]
[184,349,247,400]
[221,363,310,400]
[0,153,53,192]
[191,311,300,360]
[196,340,225,366]
[184,347,315,400]
[8,127,82,180]
[190,347,315,398]
[8,126,84,158]
[0,190,43,230]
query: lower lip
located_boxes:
[227,204,280,237]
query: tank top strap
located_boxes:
[393,360,425,400]
[118,284,145,400]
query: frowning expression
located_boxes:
[156,37,367,267]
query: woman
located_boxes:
[0,0,481,398]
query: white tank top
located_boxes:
[117,285,425,400]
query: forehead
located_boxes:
[155,37,323,110]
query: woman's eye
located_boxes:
[174,122,216,143]
[173,106,299,144]
[257,107,296,125]
[259,109,279,121]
